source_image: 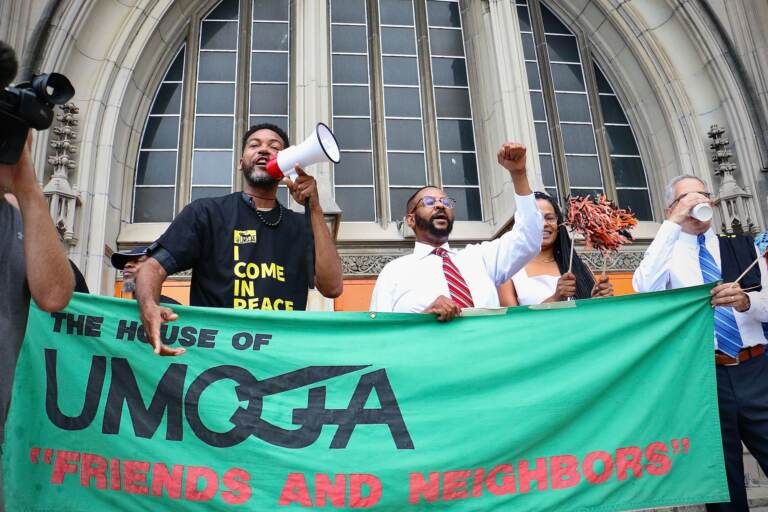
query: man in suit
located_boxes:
[633,174,768,511]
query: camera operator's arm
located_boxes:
[0,134,73,311]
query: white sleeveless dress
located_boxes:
[511,268,559,306]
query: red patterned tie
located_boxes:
[433,247,474,308]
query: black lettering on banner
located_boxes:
[67,314,85,335]
[114,322,217,348]
[185,365,261,448]
[115,320,150,344]
[197,329,218,349]
[253,334,271,349]
[246,368,358,449]
[185,366,368,448]
[293,369,415,449]
[116,320,138,341]
[231,332,272,351]
[45,349,105,430]
[232,332,251,350]
[179,326,198,347]
[43,349,413,450]
[50,313,103,337]
[51,312,67,333]
[161,325,180,344]
[102,359,188,441]
[330,369,413,449]
[85,316,104,337]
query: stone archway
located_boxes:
[558,0,766,224]
[17,0,768,291]
[32,0,213,293]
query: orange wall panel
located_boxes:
[115,273,637,312]
[333,273,636,312]
[609,272,635,296]
[333,279,377,312]
[114,280,191,305]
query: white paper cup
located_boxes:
[691,203,713,222]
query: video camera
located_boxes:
[0,40,75,165]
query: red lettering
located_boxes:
[278,473,312,507]
[315,474,346,508]
[644,442,672,476]
[50,450,80,485]
[485,464,516,496]
[80,453,107,489]
[550,455,581,490]
[442,470,471,501]
[349,473,382,508]
[151,463,183,499]
[222,468,252,505]
[472,468,485,497]
[583,451,613,484]
[45,450,254,504]
[616,446,643,480]
[184,466,218,501]
[517,457,548,493]
[110,458,121,490]
[409,472,440,504]
[122,460,150,495]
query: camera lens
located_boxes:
[30,73,74,105]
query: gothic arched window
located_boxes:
[132,0,653,225]
[329,0,481,222]
[517,0,653,220]
[132,0,292,222]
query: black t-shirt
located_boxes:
[159,294,180,305]
[155,193,311,310]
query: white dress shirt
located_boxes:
[370,193,543,313]
[632,221,768,348]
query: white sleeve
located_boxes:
[369,263,396,312]
[632,221,681,292]
[741,244,768,322]
[475,193,543,286]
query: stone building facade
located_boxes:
[2,0,767,304]
[3,0,768,504]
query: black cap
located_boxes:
[110,246,148,270]
[0,41,18,89]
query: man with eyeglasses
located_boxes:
[369,142,543,321]
[633,174,768,511]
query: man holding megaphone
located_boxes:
[135,123,343,356]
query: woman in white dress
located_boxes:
[498,192,613,306]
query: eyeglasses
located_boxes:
[409,196,456,214]
[668,191,712,208]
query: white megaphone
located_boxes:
[265,122,341,181]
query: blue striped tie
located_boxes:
[698,234,743,357]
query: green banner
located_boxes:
[3,286,727,510]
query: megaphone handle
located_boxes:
[304,198,316,289]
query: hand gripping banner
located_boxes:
[3,285,728,510]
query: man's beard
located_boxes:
[414,212,453,238]
[122,280,136,293]
[242,162,280,187]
